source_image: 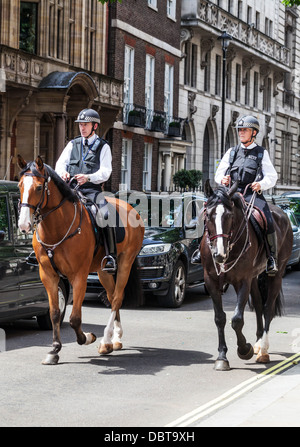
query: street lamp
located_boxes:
[217,30,232,156]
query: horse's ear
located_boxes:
[204,179,214,198]
[17,154,27,170]
[35,155,44,171]
[228,181,239,197]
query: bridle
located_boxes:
[19,165,83,273]
[205,191,256,275]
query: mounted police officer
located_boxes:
[215,115,278,275]
[55,108,117,274]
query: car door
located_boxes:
[0,194,20,321]
[11,194,48,317]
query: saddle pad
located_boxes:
[85,201,126,246]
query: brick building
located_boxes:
[107,0,188,192]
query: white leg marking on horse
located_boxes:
[18,176,33,232]
[102,310,116,345]
[260,332,269,355]
[84,332,95,345]
[112,320,123,344]
[215,204,226,257]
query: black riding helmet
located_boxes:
[75,108,100,139]
[236,115,260,144]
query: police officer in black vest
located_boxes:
[55,108,117,274]
[215,115,278,275]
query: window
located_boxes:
[121,139,132,190]
[244,70,250,105]
[167,0,176,20]
[164,63,174,121]
[148,0,157,9]
[215,55,221,96]
[226,61,232,99]
[48,0,65,60]
[247,6,252,24]
[124,46,135,106]
[263,77,272,112]
[20,2,38,54]
[69,0,75,64]
[145,54,155,121]
[84,0,97,70]
[235,63,241,102]
[204,52,211,92]
[256,12,260,30]
[184,43,197,88]
[253,72,259,108]
[143,144,153,191]
[238,1,243,19]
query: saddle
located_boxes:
[251,206,268,233]
[81,195,126,251]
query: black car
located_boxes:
[0,181,71,329]
[87,192,206,308]
[267,195,300,269]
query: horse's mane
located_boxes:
[21,161,79,203]
[206,185,244,211]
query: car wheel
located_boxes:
[158,260,186,308]
[37,280,68,330]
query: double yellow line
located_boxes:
[166,352,300,427]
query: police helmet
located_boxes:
[75,108,100,124]
[236,115,260,134]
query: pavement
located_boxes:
[167,353,300,427]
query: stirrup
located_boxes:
[191,249,201,265]
[266,257,278,275]
[101,255,117,274]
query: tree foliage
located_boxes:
[282,0,300,6]
[173,169,202,190]
[98,0,122,4]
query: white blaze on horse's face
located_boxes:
[18,176,33,233]
[213,204,228,264]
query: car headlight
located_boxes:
[139,243,172,256]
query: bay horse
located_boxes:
[17,155,144,365]
[201,180,293,371]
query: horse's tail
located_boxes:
[123,258,144,307]
[257,271,285,317]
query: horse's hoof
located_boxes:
[237,344,254,361]
[84,332,97,345]
[214,359,231,371]
[113,342,123,351]
[98,343,113,355]
[42,353,59,365]
[256,353,270,364]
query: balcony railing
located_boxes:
[123,103,183,137]
[181,0,290,67]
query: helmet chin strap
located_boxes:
[86,123,97,140]
[242,129,256,146]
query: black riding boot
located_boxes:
[266,231,278,275]
[102,226,117,274]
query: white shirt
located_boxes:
[55,134,112,184]
[215,142,278,191]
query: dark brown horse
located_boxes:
[17,155,144,365]
[201,180,293,371]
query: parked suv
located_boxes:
[87,191,205,307]
[0,181,71,329]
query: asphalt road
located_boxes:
[0,269,299,428]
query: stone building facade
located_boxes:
[180,0,300,193]
[0,0,122,180]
